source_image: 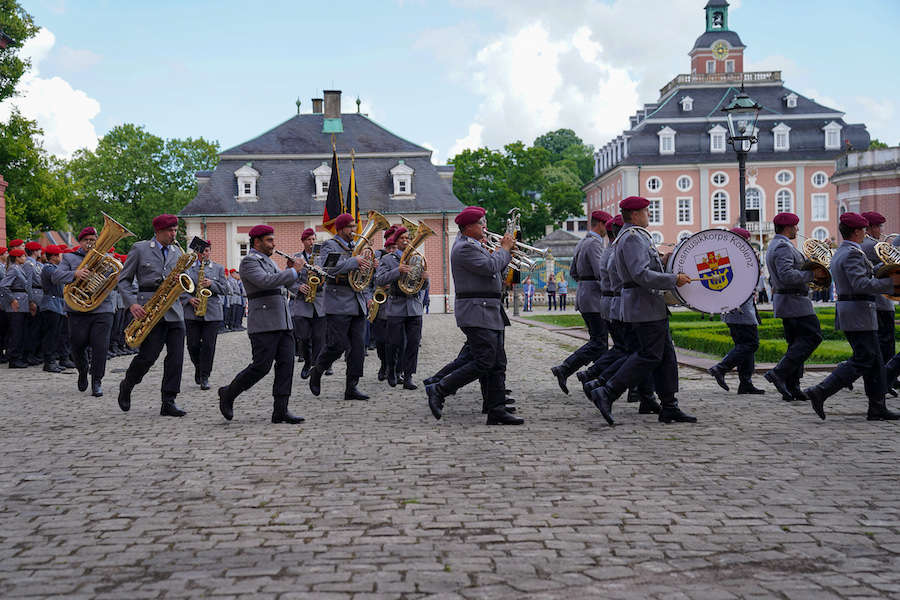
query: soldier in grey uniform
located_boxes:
[38,245,67,373]
[218,224,304,424]
[372,226,397,381]
[860,212,895,364]
[551,210,610,394]
[23,242,44,364]
[763,212,824,401]
[116,215,190,417]
[588,196,694,425]
[708,227,765,395]
[289,228,326,379]
[1,248,31,368]
[225,271,238,330]
[308,213,372,401]
[424,205,523,425]
[375,226,428,390]
[804,212,900,421]
[183,242,228,390]
[233,271,247,330]
[0,247,7,363]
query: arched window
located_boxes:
[745,187,761,210]
[650,231,664,245]
[776,188,793,213]
[812,227,829,242]
[712,190,729,223]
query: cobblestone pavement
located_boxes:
[1,314,899,599]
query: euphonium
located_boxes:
[194,259,212,317]
[124,245,197,348]
[64,212,135,312]
[367,285,388,323]
[874,242,900,301]
[397,219,435,295]
[349,210,390,291]
[801,238,833,292]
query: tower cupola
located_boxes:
[689,0,745,76]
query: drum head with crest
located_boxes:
[665,229,760,314]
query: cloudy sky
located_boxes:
[6,0,899,162]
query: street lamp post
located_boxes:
[722,87,762,229]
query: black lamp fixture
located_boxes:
[721,87,761,228]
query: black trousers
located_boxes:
[387,315,423,377]
[717,324,759,383]
[185,319,221,378]
[876,310,895,363]
[819,330,884,402]
[436,326,507,410]
[317,313,366,380]
[25,311,41,359]
[69,312,113,380]
[122,320,184,401]
[40,311,64,362]
[432,338,507,403]
[292,315,325,365]
[606,319,677,400]
[0,310,7,355]
[59,314,71,360]
[5,312,25,362]
[227,329,295,403]
[547,292,556,310]
[773,315,822,383]
[562,312,607,374]
[559,293,567,310]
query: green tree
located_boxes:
[534,129,584,157]
[0,0,39,103]
[869,139,890,150]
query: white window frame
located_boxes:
[390,160,415,198]
[648,198,663,226]
[711,190,729,224]
[706,60,715,74]
[311,162,332,201]
[725,59,735,73]
[678,230,693,242]
[785,93,798,108]
[680,96,693,112]
[711,171,729,187]
[776,188,794,213]
[234,163,260,203]
[709,124,727,154]
[676,175,693,192]
[812,226,829,241]
[676,197,693,225]
[657,126,676,155]
[811,193,829,221]
[775,169,794,185]
[651,231,664,245]
[773,123,791,151]
[810,170,828,188]
[645,176,662,193]
[745,186,763,212]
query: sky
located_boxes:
[5,0,899,163]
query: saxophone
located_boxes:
[124,245,197,348]
[194,259,212,317]
[304,243,323,303]
[367,286,388,323]
[349,210,390,291]
[397,219,435,295]
[64,212,135,312]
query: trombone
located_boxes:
[273,249,333,280]
[483,231,549,271]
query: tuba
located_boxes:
[874,242,900,301]
[349,210,390,291]
[64,213,135,312]
[800,238,833,292]
[397,219,435,295]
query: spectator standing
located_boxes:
[522,277,534,312]
[546,276,557,311]
[557,276,568,311]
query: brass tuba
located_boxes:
[800,238,833,292]
[397,219,435,295]
[349,210,390,291]
[874,242,900,301]
[64,213,135,312]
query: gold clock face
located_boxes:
[712,42,729,61]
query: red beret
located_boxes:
[25,241,42,251]
[77,227,97,240]
[591,210,613,224]
[44,245,61,256]
[454,205,486,226]
[152,214,178,231]
[8,239,23,247]
[248,224,274,238]
[387,227,408,246]
[0,247,7,255]
[9,248,25,257]
[839,212,868,229]
[609,215,624,227]
[620,196,650,210]
[334,213,354,230]
[861,211,885,226]
[730,227,751,241]
[773,212,799,226]
[383,225,398,240]
[301,228,316,240]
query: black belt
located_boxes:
[837,294,875,302]
[623,282,639,289]
[601,291,615,297]
[456,292,502,299]
[247,290,283,300]
[774,288,807,296]
[9,288,26,292]
[138,285,160,292]
[576,276,598,281]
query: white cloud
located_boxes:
[420,141,440,164]
[448,123,484,159]
[0,28,101,158]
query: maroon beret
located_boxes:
[730,227,751,241]
[9,248,25,257]
[387,227,408,246]
[591,210,613,224]
[609,215,624,227]
[152,214,178,230]
[773,212,799,226]
[455,205,486,226]
[861,211,885,226]
[0,247,7,255]
[620,196,650,210]
[301,227,316,240]
[383,225,397,240]
[44,245,62,256]
[248,224,274,238]
[25,241,42,251]
[77,227,96,240]
[839,212,868,229]
[8,239,23,247]
[334,213,355,230]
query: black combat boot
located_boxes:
[658,397,697,423]
[272,397,304,424]
[344,378,369,400]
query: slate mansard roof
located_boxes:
[182,113,462,217]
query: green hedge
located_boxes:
[670,329,855,364]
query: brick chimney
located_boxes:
[311,98,323,114]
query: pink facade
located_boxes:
[832,148,900,232]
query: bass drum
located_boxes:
[665,229,760,314]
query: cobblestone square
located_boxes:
[1,314,898,599]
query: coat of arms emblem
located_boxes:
[694,249,732,292]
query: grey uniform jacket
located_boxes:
[53,249,117,314]
[572,233,606,315]
[861,236,894,312]
[39,263,66,315]
[374,250,425,318]
[0,264,31,313]
[0,263,5,309]
[723,296,759,326]
[614,224,677,323]
[596,244,613,320]
[240,249,298,334]
[765,234,815,319]
[116,239,187,323]
[182,260,228,322]
[606,246,624,322]
[317,237,368,316]
[289,250,326,318]
[24,257,43,305]
[450,232,511,331]
[832,241,893,332]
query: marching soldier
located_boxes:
[551,210,611,394]
[375,226,428,390]
[218,224,304,424]
[290,228,326,379]
[1,248,31,368]
[763,212,824,401]
[424,205,523,425]
[224,269,237,330]
[804,212,900,421]
[588,197,694,425]
[38,245,67,373]
[707,227,765,394]
[373,226,397,381]
[23,241,44,365]
[232,270,247,331]
[116,214,189,417]
[308,213,371,401]
[183,241,228,390]
[861,212,895,364]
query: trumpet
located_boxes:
[483,231,549,271]
[273,249,332,282]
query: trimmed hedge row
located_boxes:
[670,329,855,364]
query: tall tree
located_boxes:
[0,0,39,103]
[534,129,584,157]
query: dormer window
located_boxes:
[773,123,791,151]
[658,126,676,156]
[708,124,727,154]
[390,160,415,198]
[823,121,843,150]
[784,93,798,109]
[234,163,259,203]
[311,162,332,201]
[680,96,693,112]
